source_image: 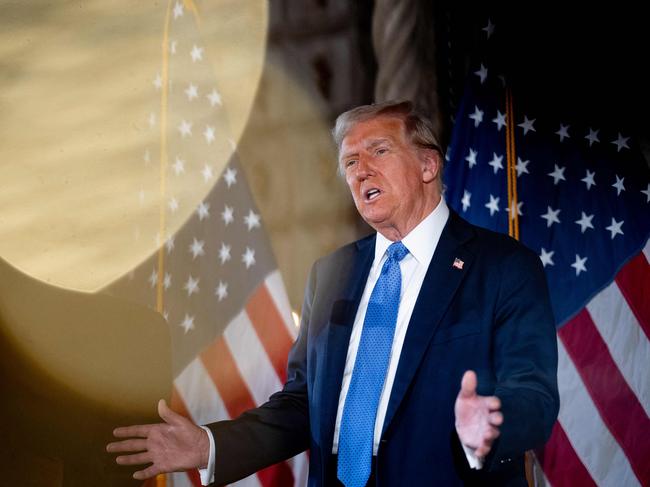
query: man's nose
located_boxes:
[355,154,373,180]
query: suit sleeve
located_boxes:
[484,245,559,471]
[205,265,317,485]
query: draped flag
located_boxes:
[104,1,308,486]
[444,53,650,486]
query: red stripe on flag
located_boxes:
[200,337,295,486]
[559,309,650,485]
[245,283,294,384]
[536,422,596,487]
[169,387,203,487]
[615,251,650,339]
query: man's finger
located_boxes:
[489,411,504,426]
[486,396,501,411]
[112,424,154,439]
[106,438,148,453]
[116,452,152,466]
[133,464,161,481]
[158,398,184,426]
[459,370,477,398]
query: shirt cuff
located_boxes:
[461,442,484,470]
[198,426,216,485]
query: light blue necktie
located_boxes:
[337,241,409,487]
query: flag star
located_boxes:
[585,128,600,146]
[184,275,200,296]
[548,164,566,185]
[184,83,198,101]
[221,205,234,225]
[506,200,524,217]
[163,272,172,290]
[242,247,256,269]
[203,125,216,144]
[165,236,175,254]
[605,218,624,239]
[518,116,536,135]
[461,190,471,212]
[223,167,238,187]
[215,281,228,301]
[488,153,504,174]
[612,175,625,196]
[179,314,195,334]
[162,310,169,322]
[555,124,571,142]
[172,156,185,175]
[482,18,495,39]
[197,201,210,221]
[469,106,484,127]
[173,1,184,19]
[541,206,561,227]
[189,238,205,259]
[202,164,214,182]
[474,64,488,84]
[244,209,261,230]
[148,269,158,287]
[168,197,179,213]
[218,242,231,264]
[575,212,595,233]
[539,248,555,267]
[153,73,162,90]
[492,111,506,131]
[465,148,478,168]
[571,254,588,276]
[611,132,630,152]
[485,195,500,216]
[178,119,192,137]
[190,44,204,62]
[148,112,156,128]
[581,170,596,190]
[207,88,222,107]
[169,39,177,55]
[515,157,530,177]
[642,183,650,203]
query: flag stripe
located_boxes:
[555,338,640,487]
[245,283,294,384]
[537,422,596,487]
[265,271,299,339]
[614,251,650,339]
[224,311,283,407]
[586,278,650,416]
[559,311,649,485]
[200,336,295,487]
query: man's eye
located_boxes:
[345,159,357,167]
[376,148,388,155]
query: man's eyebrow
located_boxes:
[366,138,392,149]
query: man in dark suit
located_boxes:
[108,101,559,486]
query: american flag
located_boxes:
[444,55,650,485]
[104,2,308,486]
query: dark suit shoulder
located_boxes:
[314,233,375,269]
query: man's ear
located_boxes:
[421,149,441,184]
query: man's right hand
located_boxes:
[106,399,210,480]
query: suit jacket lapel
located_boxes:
[382,211,476,434]
[320,235,375,452]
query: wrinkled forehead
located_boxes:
[339,116,407,154]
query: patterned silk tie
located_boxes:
[337,241,409,487]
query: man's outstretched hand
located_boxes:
[107,399,210,480]
[454,370,503,459]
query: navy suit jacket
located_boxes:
[208,210,559,486]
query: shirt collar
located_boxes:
[374,197,450,266]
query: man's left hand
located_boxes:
[454,370,503,459]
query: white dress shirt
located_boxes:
[200,197,479,485]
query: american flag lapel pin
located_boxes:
[453,257,464,270]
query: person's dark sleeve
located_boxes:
[483,246,560,472]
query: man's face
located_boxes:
[339,116,439,238]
